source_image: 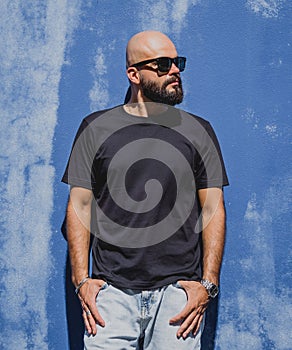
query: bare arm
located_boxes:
[169,187,226,338]
[67,186,92,286]
[66,186,105,335]
[199,187,226,286]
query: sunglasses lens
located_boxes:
[156,57,186,72]
[157,58,172,72]
[175,57,186,72]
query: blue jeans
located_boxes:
[84,281,204,349]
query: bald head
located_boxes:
[126,31,177,68]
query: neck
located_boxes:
[124,92,168,117]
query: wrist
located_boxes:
[74,276,90,295]
[202,273,219,286]
[72,272,89,287]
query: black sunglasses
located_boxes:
[131,56,186,73]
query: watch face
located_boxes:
[201,279,219,298]
[208,284,219,298]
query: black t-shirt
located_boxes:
[62,105,229,289]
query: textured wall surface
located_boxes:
[0,1,291,349]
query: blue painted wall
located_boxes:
[0,1,291,349]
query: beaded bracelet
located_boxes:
[75,276,90,295]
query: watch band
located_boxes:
[201,279,219,298]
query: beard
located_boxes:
[140,75,183,106]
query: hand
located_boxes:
[77,278,106,335]
[169,280,209,339]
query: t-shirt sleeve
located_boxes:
[194,121,229,189]
[61,118,95,190]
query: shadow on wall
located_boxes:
[201,297,219,350]
[65,252,84,350]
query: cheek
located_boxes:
[152,78,166,90]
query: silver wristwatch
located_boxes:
[200,279,219,298]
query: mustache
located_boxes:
[163,76,182,88]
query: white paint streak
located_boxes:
[218,181,292,349]
[242,107,283,139]
[241,107,260,129]
[138,0,200,36]
[265,123,278,137]
[0,0,81,348]
[89,47,110,111]
[246,0,285,18]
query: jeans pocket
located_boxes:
[96,281,110,304]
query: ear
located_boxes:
[126,67,141,85]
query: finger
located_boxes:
[169,304,192,324]
[179,309,206,339]
[88,304,105,328]
[83,309,93,335]
[81,294,105,327]
[177,311,201,338]
[193,313,204,336]
[83,307,102,336]
[181,313,202,339]
[82,300,105,329]
[86,310,98,336]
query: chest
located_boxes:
[93,124,197,180]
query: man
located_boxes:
[62,31,229,349]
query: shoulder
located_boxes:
[72,105,121,143]
[181,109,211,128]
[83,105,121,125]
[177,109,221,146]
[178,109,214,135]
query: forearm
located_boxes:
[66,187,92,287]
[199,188,226,286]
